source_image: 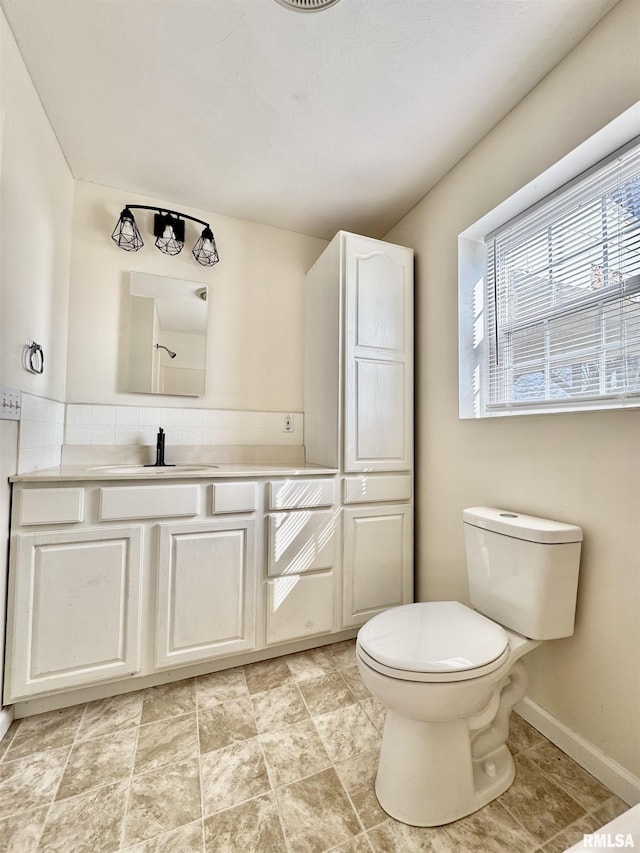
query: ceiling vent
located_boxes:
[275,0,341,11]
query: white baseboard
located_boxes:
[515,697,640,807]
[0,706,14,742]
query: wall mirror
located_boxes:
[126,272,208,397]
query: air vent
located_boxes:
[275,0,341,11]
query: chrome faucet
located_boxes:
[145,427,175,468]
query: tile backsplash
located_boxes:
[15,398,303,474]
[18,394,65,473]
[64,405,303,447]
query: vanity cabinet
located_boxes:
[6,525,143,699]
[155,517,257,668]
[5,472,343,707]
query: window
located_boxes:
[460,133,640,418]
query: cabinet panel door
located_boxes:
[344,235,413,472]
[155,518,256,668]
[343,505,412,628]
[266,572,335,645]
[6,526,142,702]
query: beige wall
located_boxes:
[386,0,640,779]
[67,181,327,411]
[0,9,74,705]
[0,11,73,398]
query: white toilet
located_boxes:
[356,506,583,828]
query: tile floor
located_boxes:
[0,639,629,853]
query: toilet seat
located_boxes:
[357,601,510,683]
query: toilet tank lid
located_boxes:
[463,507,583,544]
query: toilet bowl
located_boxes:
[357,601,539,826]
[356,507,583,827]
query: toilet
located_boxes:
[356,506,583,828]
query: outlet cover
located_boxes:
[0,385,22,421]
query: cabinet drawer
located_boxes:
[268,478,335,510]
[16,488,84,525]
[267,509,337,577]
[211,482,257,514]
[343,475,411,504]
[99,485,199,520]
[266,572,334,644]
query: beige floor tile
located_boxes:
[203,792,286,852]
[0,644,624,853]
[134,712,198,775]
[540,796,630,853]
[498,754,585,843]
[340,665,372,701]
[285,648,336,681]
[124,819,204,852]
[333,835,374,853]
[261,719,331,787]
[140,679,196,725]
[326,641,358,670]
[38,779,128,853]
[443,799,538,852]
[0,806,47,853]
[200,736,271,815]
[299,672,358,716]
[0,721,20,762]
[77,691,143,741]
[358,698,386,735]
[251,683,310,734]
[195,667,249,709]
[314,702,381,763]
[334,749,387,830]
[274,767,361,853]
[0,745,70,819]
[367,818,455,853]
[199,697,258,753]
[507,713,547,755]
[4,705,84,761]
[56,726,137,801]
[123,759,202,847]
[525,740,613,811]
[244,657,293,694]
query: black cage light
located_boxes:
[111,204,219,267]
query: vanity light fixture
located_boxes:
[275,0,341,10]
[111,205,219,267]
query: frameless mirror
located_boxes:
[126,272,208,397]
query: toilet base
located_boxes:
[374,709,516,827]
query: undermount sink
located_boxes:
[90,464,218,474]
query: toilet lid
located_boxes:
[357,601,509,676]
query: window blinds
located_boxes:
[485,139,640,410]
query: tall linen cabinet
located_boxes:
[304,231,414,628]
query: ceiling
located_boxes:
[1,0,621,240]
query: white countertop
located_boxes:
[10,462,338,483]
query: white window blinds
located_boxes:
[486,139,640,411]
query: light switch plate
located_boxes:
[0,386,22,421]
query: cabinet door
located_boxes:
[155,518,257,668]
[344,234,413,472]
[266,572,335,645]
[343,504,412,628]
[5,526,143,702]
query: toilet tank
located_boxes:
[463,507,583,640]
